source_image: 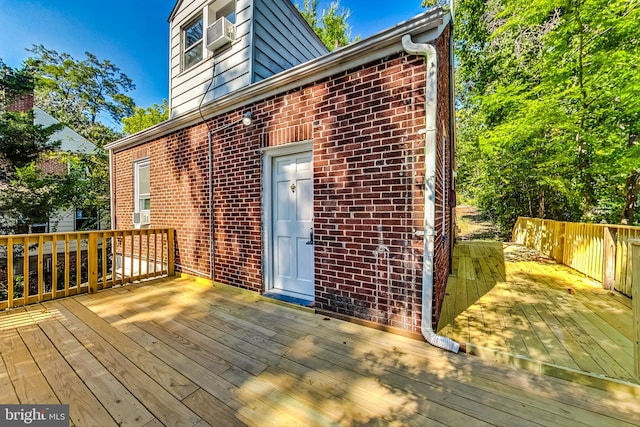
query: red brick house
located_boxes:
[106,3,458,351]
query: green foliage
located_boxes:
[26,45,136,129]
[21,46,141,227]
[0,62,70,234]
[421,0,450,9]
[295,0,359,50]
[1,47,139,233]
[0,162,74,229]
[455,0,640,230]
[122,100,169,135]
[0,110,62,168]
[0,59,34,106]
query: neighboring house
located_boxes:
[33,105,106,233]
[3,94,105,233]
[1,94,107,288]
[107,2,457,345]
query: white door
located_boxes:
[271,152,314,297]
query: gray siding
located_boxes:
[252,0,327,82]
[169,0,253,118]
[169,0,327,118]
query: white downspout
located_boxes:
[108,149,115,229]
[402,34,460,353]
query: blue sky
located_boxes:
[0,0,426,113]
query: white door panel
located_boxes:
[272,152,314,297]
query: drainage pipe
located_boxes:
[208,130,215,283]
[402,34,460,353]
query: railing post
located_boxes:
[631,239,640,381]
[555,222,566,264]
[167,228,175,276]
[88,232,98,294]
[603,226,616,291]
[512,217,521,243]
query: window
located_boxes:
[30,221,49,234]
[182,15,204,71]
[75,207,99,231]
[134,159,150,213]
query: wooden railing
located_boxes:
[0,228,174,310]
[512,217,640,297]
[631,240,640,380]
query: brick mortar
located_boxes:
[113,28,453,333]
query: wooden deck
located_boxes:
[1,276,640,426]
[439,241,636,384]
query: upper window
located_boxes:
[134,159,150,212]
[182,15,204,71]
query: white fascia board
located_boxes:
[107,8,449,153]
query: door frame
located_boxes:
[261,140,314,295]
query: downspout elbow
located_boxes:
[402,34,460,354]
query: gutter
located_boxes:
[402,34,460,354]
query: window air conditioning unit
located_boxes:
[206,17,235,51]
[132,211,151,229]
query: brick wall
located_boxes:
[113,27,454,333]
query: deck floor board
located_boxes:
[439,241,637,383]
[1,274,639,426]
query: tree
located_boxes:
[296,0,359,50]
[24,46,139,226]
[26,45,136,131]
[122,100,169,135]
[455,0,640,230]
[0,61,70,234]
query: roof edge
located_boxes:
[108,8,449,152]
[168,0,184,22]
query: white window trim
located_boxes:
[182,14,204,71]
[134,158,150,213]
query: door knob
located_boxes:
[306,228,314,245]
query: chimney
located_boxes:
[6,93,34,112]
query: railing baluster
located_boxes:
[7,237,13,309]
[65,234,70,296]
[153,230,158,276]
[77,233,82,290]
[161,230,166,275]
[137,230,142,279]
[144,230,150,280]
[127,231,133,283]
[0,229,173,309]
[23,236,29,306]
[52,235,58,297]
[37,235,44,301]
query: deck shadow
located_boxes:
[439,241,637,385]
